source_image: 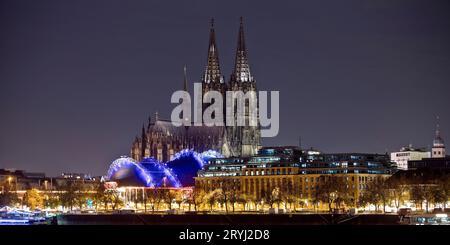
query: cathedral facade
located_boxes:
[131,18,261,162]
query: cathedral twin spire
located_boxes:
[133,17,260,160]
[202,17,253,86]
[200,17,260,157]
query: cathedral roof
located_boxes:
[147,118,224,138]
[149,119,186,135]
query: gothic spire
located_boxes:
[141,124,146,139]
[183,65,188,92]
[436,116,440,137]
[147,116,152,131]
[141,124,147,159]
[231,17,253,83]
[433,116,444,146]
[203,18,223,84]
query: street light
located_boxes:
[6,176,15,192]
[330,191,337,212]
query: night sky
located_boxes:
[1,0,449,176]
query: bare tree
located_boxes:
[74,182,86,210]
[192,188,205,211]
[362,179,390,213]
[59,181,78,211]
[162,189,176,210]
[280,179,295,210]
[174,190,184,210]
[423,185,435,213]
[410,185,425,211]
[0,183,19,207]
[218,179,240,213]
[261,188,275,209]
[100,188,123,211]
[388,177,409,209]
[316,175,347,212]
[204,189,221,212]
[432,185,446,209]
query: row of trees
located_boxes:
[1,172,449,213]
[0,181,123,211]
[358,176,449,213]
[0,184,20,207]
[192,174,450,213]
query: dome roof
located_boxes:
[106,149,221,187]
[107,156,153,187]
[140,157,181,187]
[166,149,212,186]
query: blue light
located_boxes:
[0,219,30,224]
[140,157,181,187]
[166,149,213,186]
[107,156,153,187]
[107,149,222,188]
[171,149,205,167]
[86,199,93,209]
[199,150,224,162]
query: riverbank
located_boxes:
[56,213,401,225]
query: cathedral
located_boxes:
[130,18,261,162]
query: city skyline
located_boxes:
[1,0,450,176]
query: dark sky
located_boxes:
[1,0,449,176]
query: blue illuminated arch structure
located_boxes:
[107,149,222,187]
[166,149,222,186]
[107,156,153,187]
[140,157,181,188]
